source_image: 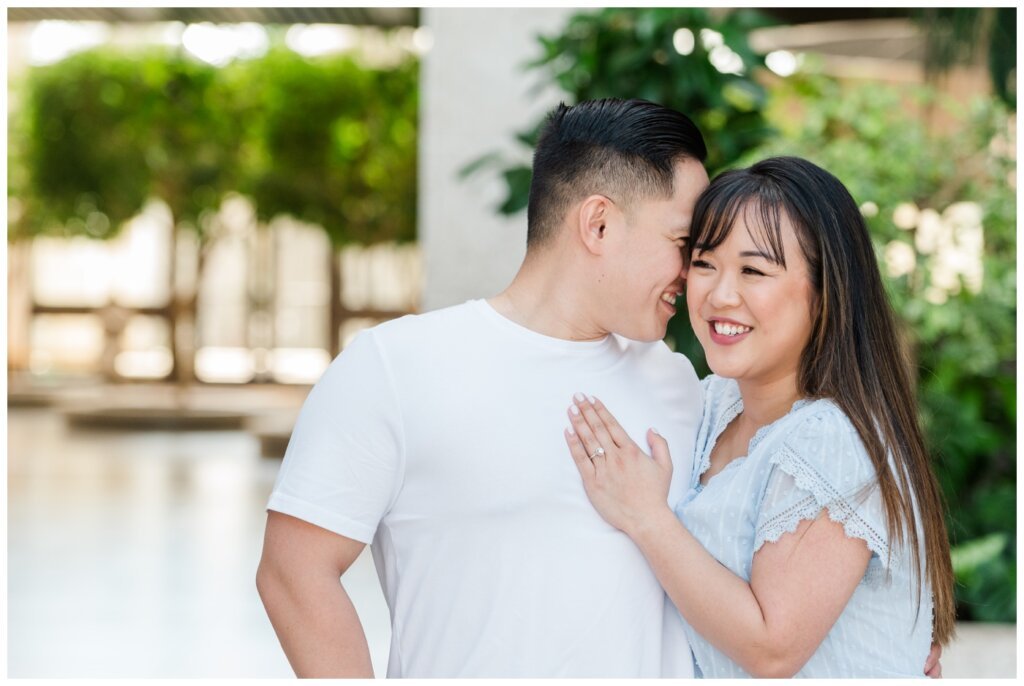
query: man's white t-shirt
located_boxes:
[268,299,702,677]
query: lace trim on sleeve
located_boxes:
[754,443,897,569]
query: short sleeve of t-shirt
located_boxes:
[753,405,893,568]
[267,329,405,544]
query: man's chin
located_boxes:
[628,326,669,343]
[608,315,671,342]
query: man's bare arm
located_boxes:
[256,511,373,677]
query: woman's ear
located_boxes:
[576,194,613,255]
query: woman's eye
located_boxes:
[690,259,713,269]
[741,267,765,276]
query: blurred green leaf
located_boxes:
[498,167,532,215]
[952,534,1008,577]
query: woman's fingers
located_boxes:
[564,426,595,480]
[589,397,630,448]
[572,393,617,454]
[646,428,673,475]
[568,404,604,466]
[924,642,942,678]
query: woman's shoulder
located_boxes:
[781,398,866,455]
[765,397,879,501]
[754,397,902,572]
[784,397,859,441]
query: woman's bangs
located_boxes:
[691,183,745,254]
[692,175,788,267]
[744,197,787,267]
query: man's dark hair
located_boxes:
[526,98,707,248]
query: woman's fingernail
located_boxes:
[569,405,580,416]
[650,427,660,435]
[573,392,586,403]
[588,395,596,404]
[566,426,576,436]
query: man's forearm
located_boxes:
[257,564,374,678]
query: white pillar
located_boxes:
[418,7,575,311]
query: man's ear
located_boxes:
[576,194,613,256]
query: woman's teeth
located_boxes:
[713,321,752,336]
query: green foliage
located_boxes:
[131,50,246,232]
[529,8,776,172]
[20,50,154,238]
[13,44,418,248]
[467,8,778,215]
[735,71,1016,622]
[19,48,245,239]
[8,77,46,242]
[232,48,417,246]
[951,532,1015,622]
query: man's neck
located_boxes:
[489,256,608,342]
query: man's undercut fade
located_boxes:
[526,98,707,248]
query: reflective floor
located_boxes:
[7,399,1015,677]
[7,401,391,678]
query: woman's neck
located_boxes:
[735,373,803,430]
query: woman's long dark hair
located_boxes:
[688,156,955,645]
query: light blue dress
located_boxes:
[674,375,933,678]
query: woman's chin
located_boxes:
[705,360,746,381]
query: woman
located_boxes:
[563,157,955,677]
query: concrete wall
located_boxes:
[418,8,574,311]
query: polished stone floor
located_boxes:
[6,399,1016,678]
[7,400,391,678]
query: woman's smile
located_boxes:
[707,318,753,345]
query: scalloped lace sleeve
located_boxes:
[753,405,896,569]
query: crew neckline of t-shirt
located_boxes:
[472,298,615,354]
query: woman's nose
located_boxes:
[707,274,741,308]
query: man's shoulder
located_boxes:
[322,300,483,385]
[369,299,482,341]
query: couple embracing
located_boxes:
[257,99,953,678]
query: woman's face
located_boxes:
[686,207,816,388]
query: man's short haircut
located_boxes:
[526,98,707,248]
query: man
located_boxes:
[257,98,709,677]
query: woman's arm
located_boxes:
[565,395,870,677]
[631,506,869,677]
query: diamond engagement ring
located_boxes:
[589,447,606,460]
